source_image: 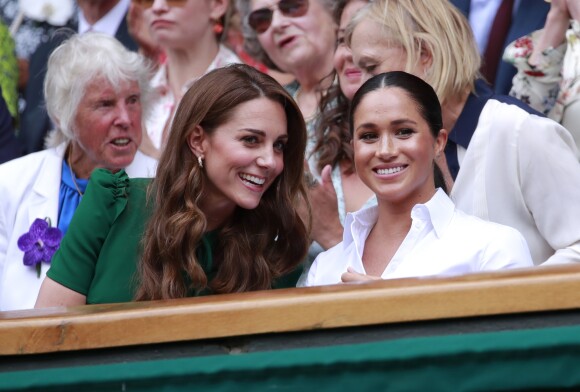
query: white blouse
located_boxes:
[301,189,533,287]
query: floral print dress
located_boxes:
[504,21,580,155]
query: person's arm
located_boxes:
[518,116,580,265]
[478,226,534,271]
[42,169,131,304]
[529,0,570,67]
[35,277,86,308]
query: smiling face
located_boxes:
[145,0,222,49]
[352,87,446,207]
[250,0,336,76]
[334,0,367,100]
[350,20,428,85]
[195,97,288,211]
[71,77,142,177]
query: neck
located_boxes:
[199,197,235,232]
[165,38,220,100]
[292,56,334,93]
[79,0,119,25]
[441,89,469,134]
[67,142,95,179]
[293,68,334,121]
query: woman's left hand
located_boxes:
[341,267,381,283]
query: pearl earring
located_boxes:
[197,155,204,168]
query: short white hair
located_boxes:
[44,32,154,147]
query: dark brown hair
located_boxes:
[136,64,310,300]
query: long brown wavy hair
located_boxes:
[135,64,310,300]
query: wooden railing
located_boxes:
[2,264,580,356]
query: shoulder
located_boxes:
[452,208,528,244]
[479,96,542,126]
[447,209,532,266]
[0,148,61,191]
[217,45,242,65]
[87,169,151,204]
[480,98,574,146]
[0,148,58,172]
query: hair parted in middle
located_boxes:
[349,71,448,193]
[136,63,310,300]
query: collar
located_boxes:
[449,79,494,149]
[343,188,454,246]
[78,0,130,36]
[414,189,455,238]
[150,45,240,95]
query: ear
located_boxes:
[187,125,207,158]
[434,128,448,158]
[209,0,228,21]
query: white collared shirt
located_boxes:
[301,189,533,287]
[78,0,130,35]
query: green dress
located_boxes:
[47,169,301,304]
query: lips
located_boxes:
[374,165,407,175]
[109,137,135,150]
[151,19,173,28]
[277,35,296,48]
[343,68,362,79]
[239,173,267,190]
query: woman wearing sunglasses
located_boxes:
[237,0,340,167]
[130,0,240,175]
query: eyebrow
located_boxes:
[356,54,376,65]
[239,129,289,139]
[390,119,418,126]
[354,118,418,132]
[239,128,266,136]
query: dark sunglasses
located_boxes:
[248,0,309,34]
[131,0,187,9]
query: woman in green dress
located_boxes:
[35,64,310,306]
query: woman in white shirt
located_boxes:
[302,71,533,287]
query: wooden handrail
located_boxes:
[1,265,580,355]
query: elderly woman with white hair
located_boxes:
[0,32,153,311]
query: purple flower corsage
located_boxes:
[17,218,62,278]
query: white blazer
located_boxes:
[0,143,156,311]
[0,144,65,311]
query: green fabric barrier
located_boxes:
[3,324,580,391]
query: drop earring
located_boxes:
[212,19,223,35]
[198,155,204,168]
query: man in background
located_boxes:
[450,0,550,95]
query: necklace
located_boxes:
[67,155,84,198]
[294,86,317,122]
